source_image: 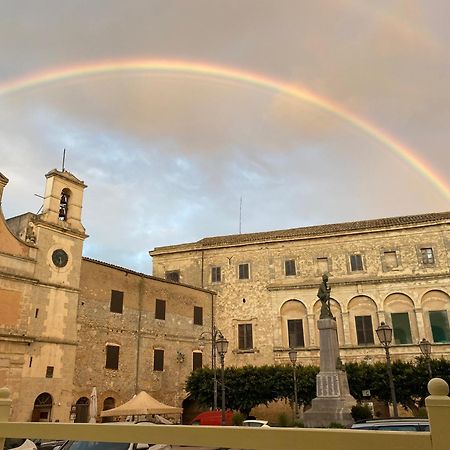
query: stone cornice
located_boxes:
[267,271,450,291]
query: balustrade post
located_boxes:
[425,378,450,450]
[0,387,12,450]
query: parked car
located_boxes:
[191,410,233,426]
[34,440,66,450]
[351,418,430,432]
[55,422,171,450]
[56,440,168,450]
[242,420,270,428]
[5,439,37,450]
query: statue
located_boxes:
[318,273,333,319]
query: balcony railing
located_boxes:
[1,378,449,450]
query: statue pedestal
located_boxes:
[303,318,355,428]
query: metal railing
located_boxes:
[1,378,449,450]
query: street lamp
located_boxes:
[376,321,398,417]
[199,326,224,410]
[419,338,433,379]
[216,333,229,426]
[288,349,298,420]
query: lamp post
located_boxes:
[216,333,229,426]
[199,327,223,410]
[288,349,298,420]
[419,338,433,379]
[376,321,398,417]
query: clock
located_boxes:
[52,249,69,268]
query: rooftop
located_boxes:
[151,211,450,253]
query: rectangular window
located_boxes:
[238,263,250,280]
[355,315,374,345]
[391,312,412,344]
[317,257,329,275]
[105,345,119,370]
[45,366,54,378]
[194,306,203,325]
[288,319,304,348]
[193,352,203,370]
[421,248,435,265]
[285,259,296,276]
[153,349,164,371]
[350,254,364,272]
[384,251,399,270]
[155,299,166,320]
[110,290,124,313]
[211,266,221,283]
[238,324,253,350]
[165,271,180,282]
[429,310,450,343]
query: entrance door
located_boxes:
[32,393,53,422]
[75,397,89,423]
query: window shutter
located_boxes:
[391,312,412,344]
[155,299,166,320]
[194,306,203,325]
[288,319,304,347]
[106,345,119,370]
[239,263,249,280]
[193,352,203,370]
[153,349,164,371]
[285,260,296,276]
[110,290,124,313]
[355,316,374,345]
[212,267,221,282]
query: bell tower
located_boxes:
[41,169,87,233]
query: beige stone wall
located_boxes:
[151,219,450,368]
[75,259,214,415]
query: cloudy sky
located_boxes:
[1,1,449,273]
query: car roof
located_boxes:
[354,418,428,424]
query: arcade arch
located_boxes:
[280,299,309,348]
[384,293,417,344]
[347,295,378,346]
[421,290,450,343]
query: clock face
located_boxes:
[52,249,69,268]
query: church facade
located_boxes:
[0,169,213,422]
[150,213,450,368]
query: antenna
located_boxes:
[239,196,242,234]
[62,148,66,171]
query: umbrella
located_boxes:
[100,391,182,417]
[89,387,98,423]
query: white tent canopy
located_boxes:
[100,391,182,417]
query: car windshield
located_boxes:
[64,442,129,450]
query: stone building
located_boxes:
[0,169,87,422]
[150,213,450,368]
[0,168,214,422]
[74,257,213,423]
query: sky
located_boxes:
[1,0,449,273]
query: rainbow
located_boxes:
[1,59,449,201]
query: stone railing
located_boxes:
[0,378,449,450]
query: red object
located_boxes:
[191,410,233,426]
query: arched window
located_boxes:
[59,188,71,221]
[280,300,308,348]
[421,290,450,343]
[101,396,116,423]
[348,296,378,346]
[384,293,416,344]
[32,393,53,422]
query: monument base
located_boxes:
[303,318,356,428]
[303,396,354,428]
